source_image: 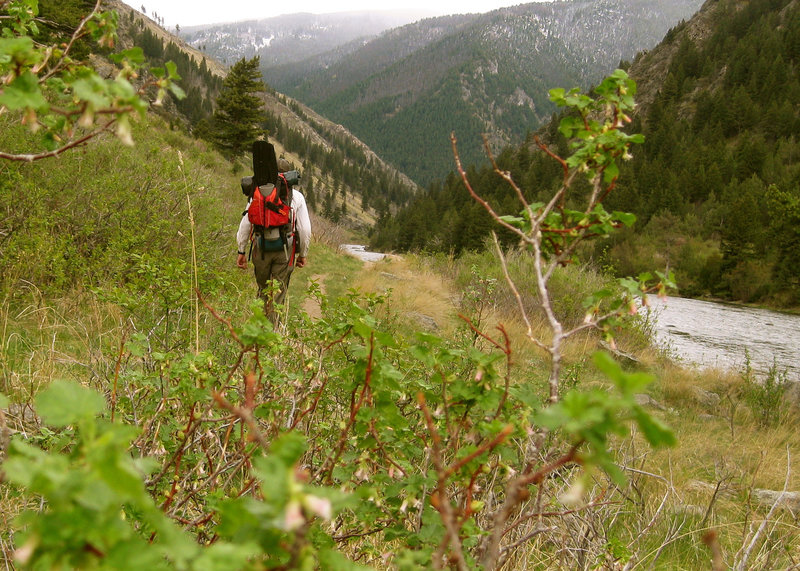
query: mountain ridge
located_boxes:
[178,10,436,67]
[263,0,704,185]
[108,0,420,229]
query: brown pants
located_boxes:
[252,241,294,324]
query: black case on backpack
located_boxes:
[252,140,278,187]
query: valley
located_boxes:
[1,0,799,569]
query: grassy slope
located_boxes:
[1,111,798,568]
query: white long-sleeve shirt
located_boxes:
[237,188,312,258]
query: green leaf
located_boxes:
[592,352,653,396]
[633,409,676,447]
[3,439,58,488]
[591,352,621,379]
[0,393,8,409]
[271,431,307,466]
[601,458,627,487]
[410,343,436,367]
[318,548,373,570]
[71,77,111,109]
[165,60,182,81]
[35,380,106,427]
[110,47,145,65]
[499,214,526,227]
[191,541,261,569]
[168,82,186,100]
[0,36,38,67]
[126,333,148,357]
[603,161,620,183]
[534,403,570,431]
[558,115,583,138]
[104,541,175,571]
[612,211,637,227]
[0,70,47,111]
[548,87,566,104]
[617,277,642,297]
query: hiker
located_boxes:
[236,156,312,324]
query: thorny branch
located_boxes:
[479,445,581,569]
[316,332,376,485]
[418,392,470,571]
[212,376,271,450]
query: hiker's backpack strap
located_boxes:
[247,224,255,261]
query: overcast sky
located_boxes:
[122,1,539,28]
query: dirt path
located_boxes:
[300,274,327,320]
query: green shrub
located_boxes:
[740,354,789,428]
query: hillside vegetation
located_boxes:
[2,108,799,569]
[270,0,703,185]
[373,0,800,308]
[108,0,418,229]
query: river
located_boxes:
[340,244,388,263]
[648,296,800,382]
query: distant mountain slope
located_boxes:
[264,13,481,97]
[107,1,420,228]
[270,0,704,185]
[370,0,800,307]
[179,11,434,67]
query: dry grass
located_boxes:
[358,251,800,567]
[660,410,800,491]
[351,253,596,363]
[351,251,665,389]
[623,350,800,497]
[308,212,352,249]
[351,255,460,337]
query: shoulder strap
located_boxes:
[277,173,291,202]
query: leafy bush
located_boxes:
[740,354,790,428]
[1,288,675,570]
[0,0,183,161]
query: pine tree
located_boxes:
[211,57,267,159]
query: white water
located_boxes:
[339,244,388,262]
[648,296,800,381]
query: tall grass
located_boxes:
[420,247,656,362]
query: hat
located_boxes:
[277,158,291,173]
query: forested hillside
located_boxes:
[107,1,418,229]
[607,0,800,305]
[264,13,481,102]
[272,0,703,185]
[115,11,223,126]
[371,0,800,308]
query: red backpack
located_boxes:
[247,174,295,257]
[248,181,291,228]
